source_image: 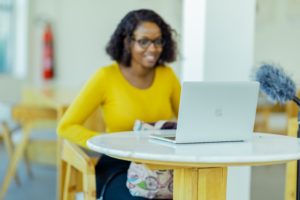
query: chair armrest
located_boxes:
[61,140,99,173]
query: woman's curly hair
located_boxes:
[106,9,177,67]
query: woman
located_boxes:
[58,9,181,199]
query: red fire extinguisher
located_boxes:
[42,23,54,80]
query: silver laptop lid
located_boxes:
[176,81,259,143]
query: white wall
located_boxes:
[182,0,206,81]
[7,0,300,89]
[0,75,22,103]
[27,0,182,88]
[182,0,256,82]
[26,0,300,86]
[203,0,256,81]
[254,0,300,84]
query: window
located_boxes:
[0,0,14,73]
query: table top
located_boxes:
[22,84,78,108]
[87,130,300,167]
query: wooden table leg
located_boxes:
[173,167,227,200]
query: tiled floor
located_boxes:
[0,143,286,200]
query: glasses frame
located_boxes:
[131,37,165,49]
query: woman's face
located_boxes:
[130,21,163,69]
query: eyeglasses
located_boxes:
[132,38,165,49]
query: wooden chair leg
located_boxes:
[1,122,21,186]
[57,107,69,200]
[24,149,34,178]
[58,159,67,200]
[57,137,66,200]
[63,164,79,200]
[59,139,98,200]
[63,164,71,200]
[83,168,96,200]
[0,123,31,199]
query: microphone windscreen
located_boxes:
[254,63,296,104]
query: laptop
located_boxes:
[149,81,259,143]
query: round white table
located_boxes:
[87,131,300,200]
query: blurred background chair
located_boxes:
[254,91,300,135]
[254,103,287,134]
[0,104,58,199]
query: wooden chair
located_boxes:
[254,103,287,134]
[254,91,300,135]
[57,106,104,200]
[0,102,32,185]
[0,104,58,199]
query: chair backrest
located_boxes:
[12,104,58,165]
[286,90,300,118]
[254,90,300,135]
[254,103,286,134]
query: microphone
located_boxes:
[254,63,300,106]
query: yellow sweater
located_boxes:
[57,63,181,147]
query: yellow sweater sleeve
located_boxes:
[57,68,106,148]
